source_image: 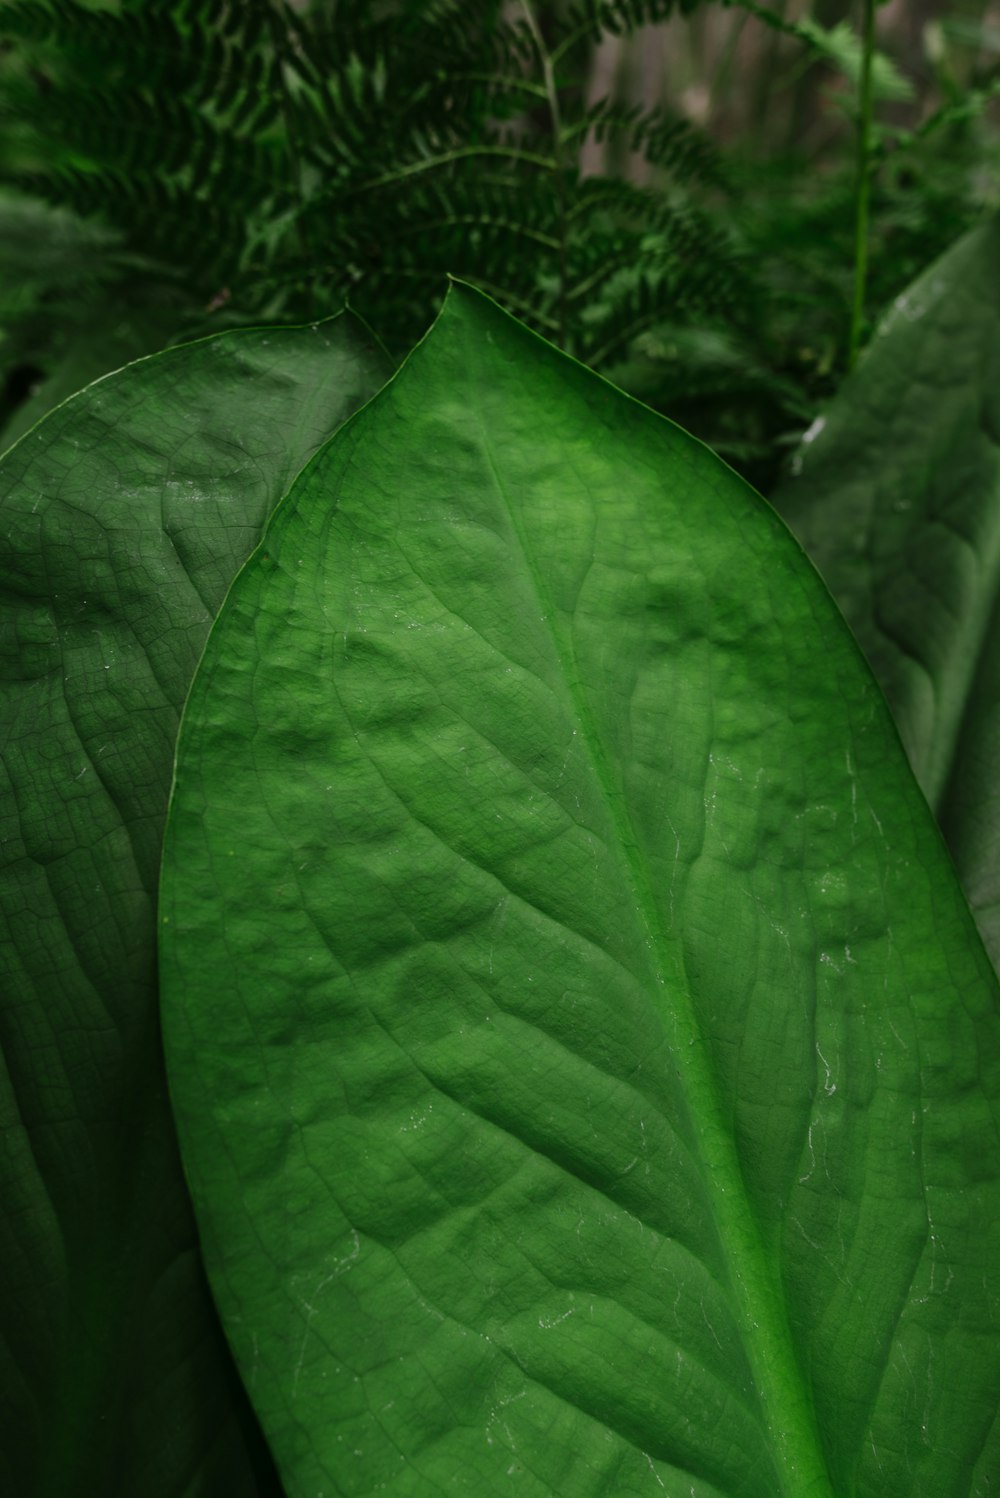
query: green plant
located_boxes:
[0,191,194,443]
[5,0,979,486]
[0,311,391,1497]
[3,0,1000,494]
[4,4,1000,1493]
[774,212,1000,972]
[0,0,744,373]
[4,272,1000,1496]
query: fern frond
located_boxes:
[557,0,705,57]
[15,87,280,200]
[0,0,770,459]
[14,165,253,284]
[567,98,728,186]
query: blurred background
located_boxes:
[1,0,998,492]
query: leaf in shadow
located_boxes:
[0,316,390,1496]
[773,213,1000,973]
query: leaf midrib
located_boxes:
[468,343,835,1498]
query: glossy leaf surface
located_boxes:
[0,318,389,1497]
[161,285,1000,1498]
[774,215,1000,972]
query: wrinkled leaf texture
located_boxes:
[160,284,1000,1498]
[0,317,389,1496]
[773,213,1000,976]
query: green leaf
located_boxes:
[773,214,1000,974]
[160,283,1000,1498]
[0,317,390,1497]
[794,18,915,104]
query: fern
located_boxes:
[8,0,989,493]
[0,0,743,377]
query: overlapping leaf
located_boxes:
[0,318,389,1497]
[773,214,1000,971]
[160,285,1000,1497]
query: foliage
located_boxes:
[0,0,994,491]
[4,266,999,1495]
[3,0,995,488]
[0,0,747,399]
[0,193,195,442]
[3,3,1000,1493]
[0,312,391,1498]
[774,214,1000,970]
[156,282,1000,1498]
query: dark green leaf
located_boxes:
[0,317,390,1496]
[773,214,1000,973]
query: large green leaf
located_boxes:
[0,319,389,1497]
[160,284,1000,1497]
[773,214,1000,971]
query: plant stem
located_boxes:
[849,0,877,370]
[520,0,568,350]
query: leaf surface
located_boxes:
[0,318,389,1497]
[773,214,1000,971]
[160,284,1000,1498]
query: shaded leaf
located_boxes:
[773,214,1000,972]
[0,317,390,1496]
